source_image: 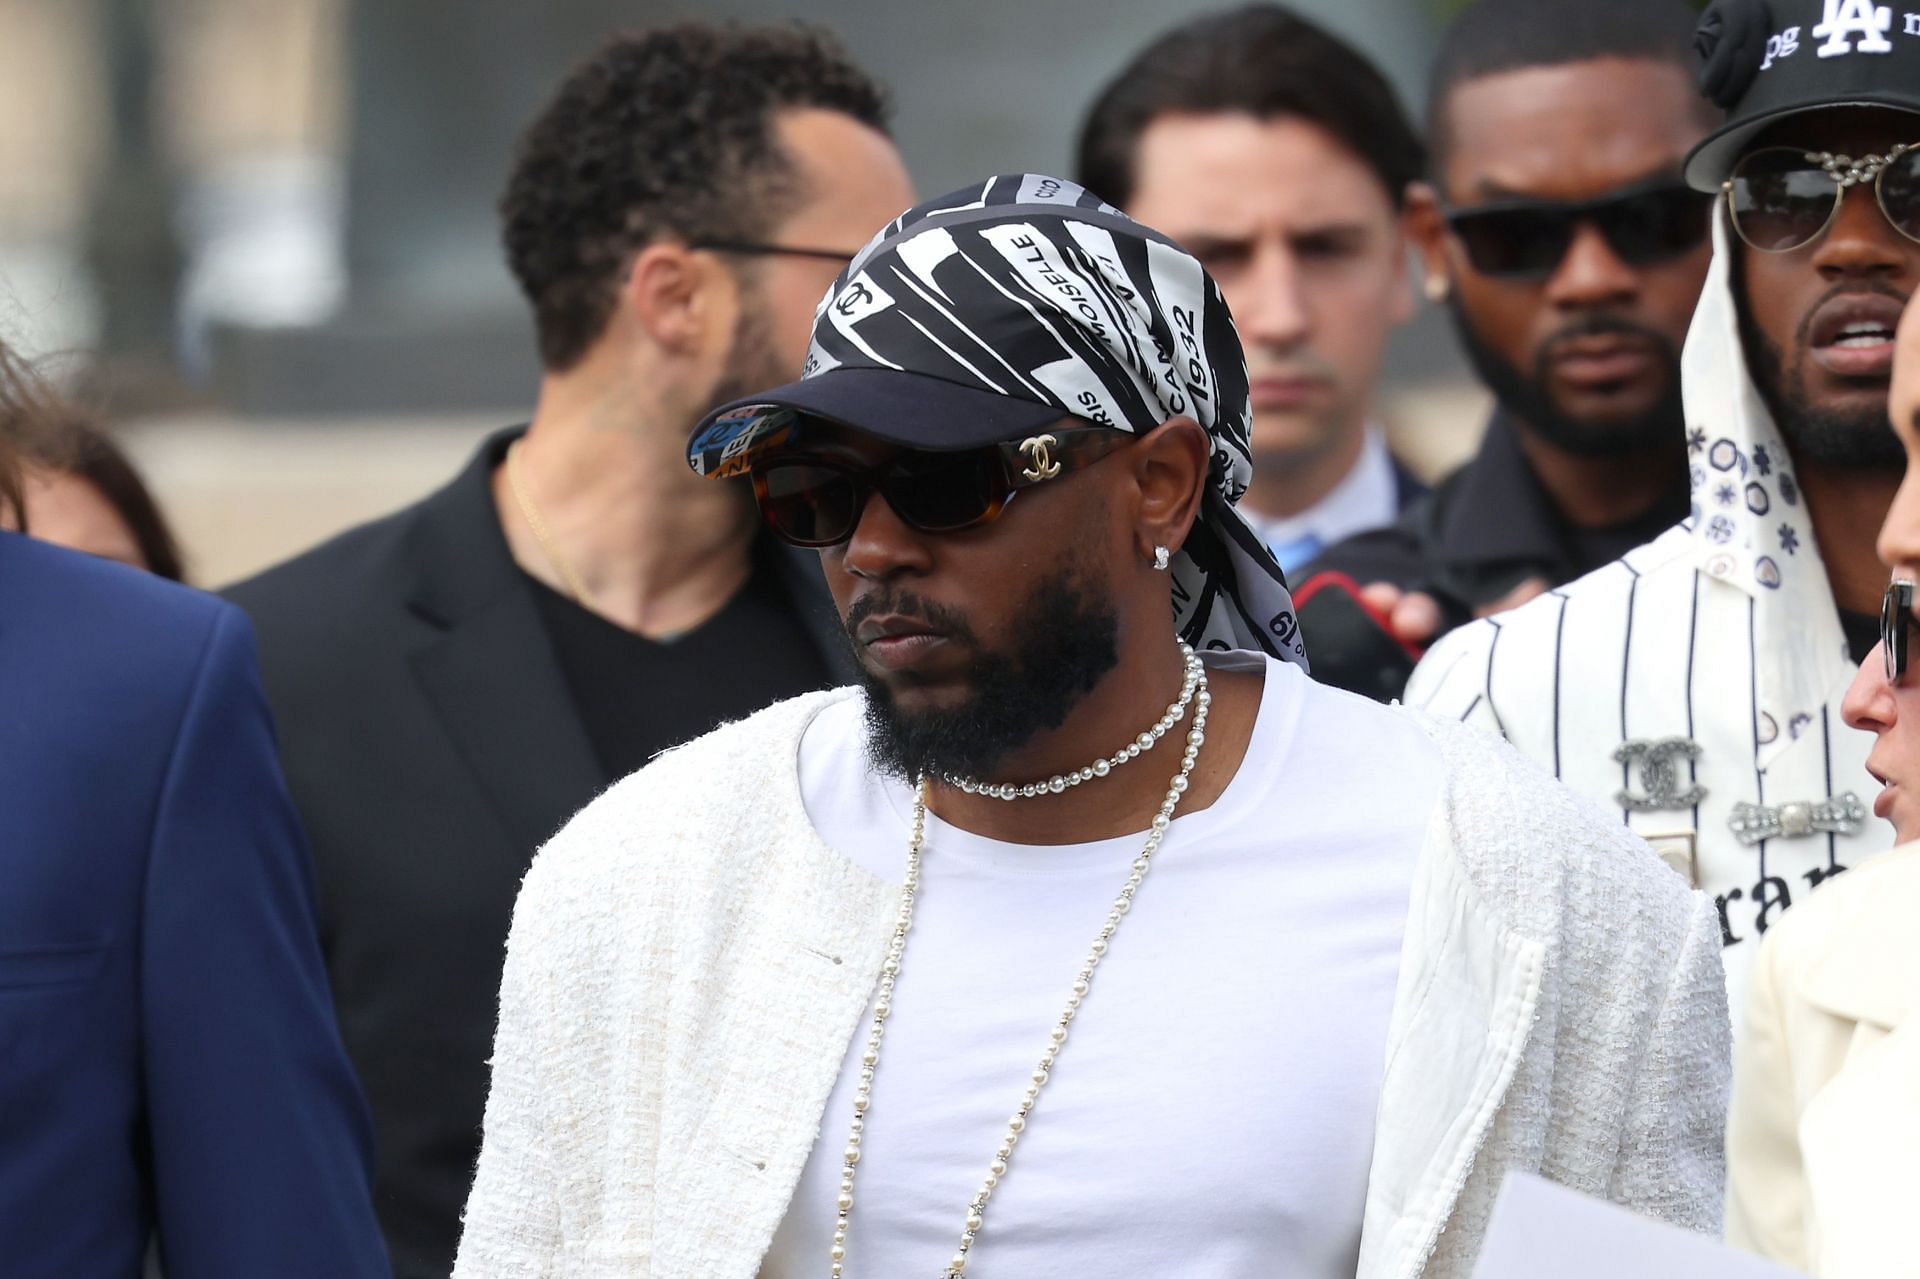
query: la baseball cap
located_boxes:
[1687,0,1920,189]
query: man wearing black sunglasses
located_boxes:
[457,174,1728,1279]
[1410,0,1920,1026]
[1303,0,1714,697]
[223,25,914,1276]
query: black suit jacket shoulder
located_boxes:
[225,427,850,1278]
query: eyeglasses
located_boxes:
[689,238,857,264]
[1725,145,1920,253]
[750,424,1130,548]
[1441,180,1713,280]
[1884,579,1917,684]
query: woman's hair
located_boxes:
[50,412,186,581]
[0,340,186,580]
[0,431,19,532]
[0,340,51,534]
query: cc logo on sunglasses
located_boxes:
[1020,434,1062,482]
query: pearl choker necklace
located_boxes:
[944,642,1204,800]
[830,646,1211,1278]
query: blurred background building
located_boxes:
[0,0,1482,586]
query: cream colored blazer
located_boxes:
[1727,841,1920,1277]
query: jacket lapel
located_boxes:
[404,429,608,859]
[1359,822,1546,1279]
[1797,871,1920,1033]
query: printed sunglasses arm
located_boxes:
[998,427,1133,488]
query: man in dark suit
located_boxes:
[1,344,385,1276]
[226,24,915,1277]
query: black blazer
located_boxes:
[225,429,853,1278]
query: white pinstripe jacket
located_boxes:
[1406,222,1895,1022]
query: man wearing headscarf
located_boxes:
[453,175,1728,1279]
[1408,0,1920,1025]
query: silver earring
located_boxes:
[1152,546,1170,572]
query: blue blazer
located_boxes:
[0,532,388,1278]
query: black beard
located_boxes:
[850,566,1121,783]
[1446,299,1685,457]
[1732,273,1906,471]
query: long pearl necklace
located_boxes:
[945,644,1205,800]
[830,650,1212,1279]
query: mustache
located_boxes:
[1793,281,1911,348]
[1535,315,1679,363]
[842,588,981,647]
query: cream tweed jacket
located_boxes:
[454,689,1731,1279]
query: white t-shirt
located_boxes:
[761,653,1442,1279]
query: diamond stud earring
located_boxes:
[1152,545,1170,571]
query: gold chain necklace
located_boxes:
[831,652,1212,1278]
[505,438,596,608]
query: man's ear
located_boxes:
[1404,181,1452,305]
[621,242,731,353]
[1130,416,1211,562]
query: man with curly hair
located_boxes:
[226,24,914,1276]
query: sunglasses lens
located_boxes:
[1880,148,1920,244]
[1729,149,1837,252]
[1596,187,1713,266]
[755,462,860,546]
[1886,583,1916,683]
[1888,594,1900,683]
[885,450,1002,532]
[1449,208,1572,278]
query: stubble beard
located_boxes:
[706,292,785,414]
[1446,298,1685,457]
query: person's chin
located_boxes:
[1801,370,1895,417]
[1249,413,1341,462]
[1544,371,1667,424]
[862,658,972,708]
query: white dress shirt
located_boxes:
[1250,428,1402,572]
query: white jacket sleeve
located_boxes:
[1609,891,1733,1234]
[452,856,571,1277]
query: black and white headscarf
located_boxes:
[802,173,1308,668]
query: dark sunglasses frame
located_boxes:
[750,425,1130,548]
[1885,579,1916,684]
[1723,144,1920,254]
[689,238,857,264]
[1440,178,1713,280]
